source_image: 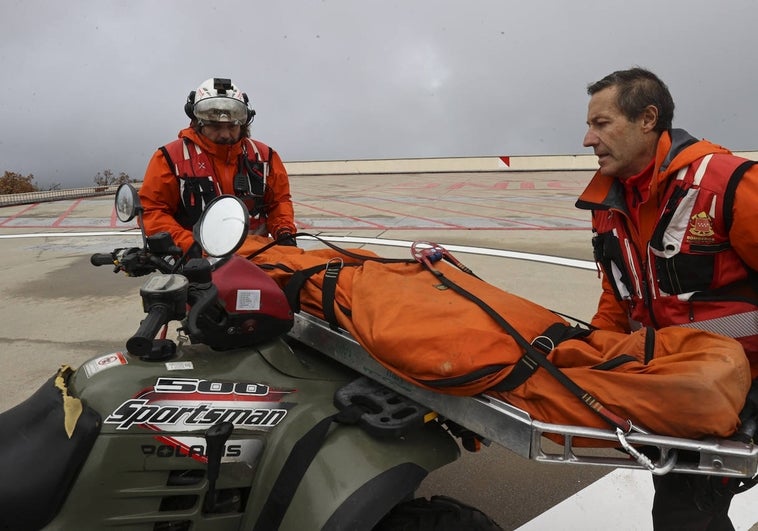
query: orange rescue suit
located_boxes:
[576,129,758,376]
[139,127,296,252]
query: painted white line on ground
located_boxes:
[0,230,139,239]
[0,232,597,270]
[304,234,597,270]
[515,468,758,530]
[4,229,757,529]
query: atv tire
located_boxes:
[373,495,503,530]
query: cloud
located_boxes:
[1,0,756,188]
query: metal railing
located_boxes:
[0,185,123,207]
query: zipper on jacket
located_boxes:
[623,238,643,299]
[640,267,661,329]
[602,207,662,328]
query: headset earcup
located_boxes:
[184,90,196,120]
[242,92,256,125]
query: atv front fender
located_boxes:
[246,416,459,531]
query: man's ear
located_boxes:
[641,105,659,132]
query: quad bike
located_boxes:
[0,185,502,531]
[4,185,758,531]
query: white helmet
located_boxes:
[184,77,255,125]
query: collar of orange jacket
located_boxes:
[578,129,733,244]
[580,130,732,203]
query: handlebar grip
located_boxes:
[90,253,115,266]
[126,304,170,357]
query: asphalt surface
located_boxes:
[1,170,755,530]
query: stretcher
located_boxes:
[288,311,758,479]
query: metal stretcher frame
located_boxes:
[289,312,758,478]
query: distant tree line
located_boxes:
[0,172,39,194]
[93,169,131,187]
[0,169,132,195]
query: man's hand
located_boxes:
[275,230,297,247]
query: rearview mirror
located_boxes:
[115,183,142,223]
[195,195,249,257]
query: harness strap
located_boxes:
[249,232,415,324]
[282,260,351,330]
[723,160,758,295]
[252,404,364,531]
[246,232,412,265]
[643,326,656,363]
[160,137,275,223]
[159,145,175,173]
[322,258,344,330]
[419,261,632,432]
[723,160,758,234]
[492,323,592,392]
[283,263,328,313]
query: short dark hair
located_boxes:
[587,67,674,132]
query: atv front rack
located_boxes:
[288,312,758,478]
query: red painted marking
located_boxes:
[547,181,586,189]
[51,198,83,228]
[391,181,581,191]
[388,182,441,190]
[294,225,586,232]
[296,193,467,229]
[376,196,546,229]
[499,156,510,167]
[405,196,590,225]
[292,200,388,229]
[0,203,39,227]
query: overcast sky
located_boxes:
[2,0,757,188]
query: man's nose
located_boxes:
[583,129,597,148]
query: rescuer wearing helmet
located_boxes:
[139,77,297,253]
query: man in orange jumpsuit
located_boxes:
[576,67,758,530]
[139,77,297,253]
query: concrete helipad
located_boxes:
[2,168,756,530]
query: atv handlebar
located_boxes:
[124,274,189,360]
[90,253,115,267]
[90,247,177,277]
[91,193,243,358]
[126,303,172,358]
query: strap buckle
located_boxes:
[324,257,343,278]
[531,335,555,354]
